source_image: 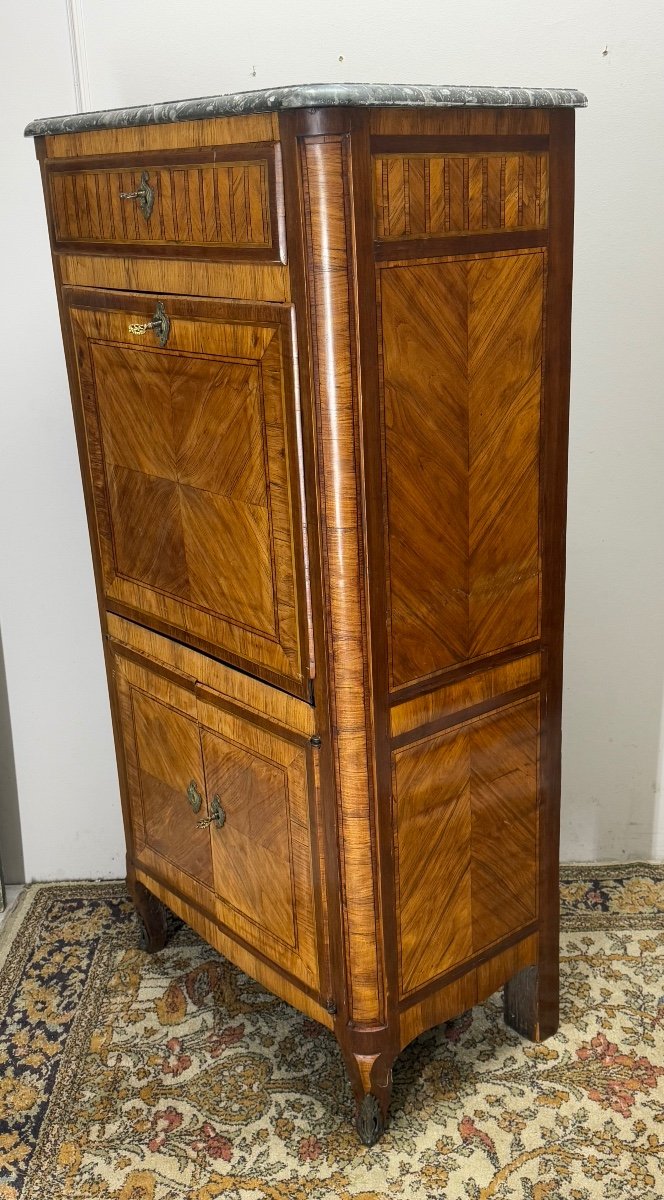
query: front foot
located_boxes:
[137,908,167,954]
[129,878,168,954]
[339,1040,395,1146]
[355,1093,385,1146]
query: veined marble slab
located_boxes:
[25,82,587,138]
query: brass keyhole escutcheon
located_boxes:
[128,300,170,347]
[119,170,155,220]
[196,795,226,830]
[186,780,203,814]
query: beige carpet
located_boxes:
[1,865,663,1199]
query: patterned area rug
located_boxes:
[1,866,664,1200]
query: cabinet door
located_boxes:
[196,694,320,992]
[114,643,320,992]
[68,289,310,696]
[114,651,214,895]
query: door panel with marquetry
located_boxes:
[114,651,214,894]
[67,288,310,696]
[378,249,545,691]
[197,695,320,991]
[114,646,320,991]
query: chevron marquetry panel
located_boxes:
[378,249,544,689]
[69,295,306,689]
[393,696,539,996]
[114,653,214,892]
[202,727,295,949]
[49,154,275,253]
[197,694,320,991]
[374,152,548,239]
[113,646,320,992]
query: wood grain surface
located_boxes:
[66,288,310,695]
[393,696,539,996]
[114,652,213,891]
[369,109,550,137]
[300,132,385,1025]
[374,150,548,240]
[33,103,577,1140]
[390,653,541,740]
[198,695,319,990]
[399,930,538,1049]
[378,247,545,690]
[503,109,576,1043]
[107,617,315,738]
[58,253,290,302]
[48,143,283,263]
[43,113,279,159]
[114,643,320,991]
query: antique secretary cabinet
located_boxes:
[26,82,585,1144]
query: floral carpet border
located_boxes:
[559,861,664,928]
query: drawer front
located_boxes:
[107,613,316,739]
[68,287,311,697]
[47,143,284,262]
[114,644,321,991]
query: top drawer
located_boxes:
[45,143,285,262]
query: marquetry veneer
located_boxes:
[29,92,580,1145]
[48,142,284,261]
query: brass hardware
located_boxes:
[310,735,322,747]
[186,780,203,814]
[356,1093,384,1147]
[196,795,226,830]
[128,300,170,347]
[119,170,154,220]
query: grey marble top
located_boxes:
[24,82,587,138]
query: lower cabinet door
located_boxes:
[113,644,320,992]
[114,651,214,893]
[196,693,320,992]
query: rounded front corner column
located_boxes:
[300,131,387,1027]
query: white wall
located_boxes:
[1,0,663,878]
[0,4,123,881]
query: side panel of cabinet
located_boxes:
[393,695,539,997]
[378,248,545,691]
[66,288,311,697]
[356,112,575,1049]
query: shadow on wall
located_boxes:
[0,624,24,886]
